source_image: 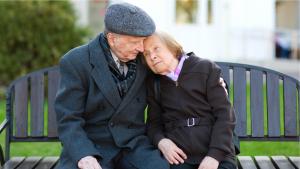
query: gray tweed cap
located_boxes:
[104,2,156,37]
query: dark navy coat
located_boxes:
[55,35,168,169]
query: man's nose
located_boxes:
[136,41,144,52]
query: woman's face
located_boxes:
[143,35,176,75]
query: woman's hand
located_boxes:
[219,77,228,95]
[198,156,219,169]
[158,138,187,165]
[78,156,102,169]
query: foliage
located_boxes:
[0,0,90,86]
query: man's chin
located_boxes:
[121,55,138,62]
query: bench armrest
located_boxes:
[0,119,7,165]
[0,119,8,134]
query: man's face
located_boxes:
[107,33,146,62]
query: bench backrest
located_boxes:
[4,63,300,156]
[6,66,60,142]
[216,62,299,141]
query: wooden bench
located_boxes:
[0,63,299,169]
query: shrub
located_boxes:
[0,0,90,86]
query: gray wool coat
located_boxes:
[54,35,168,169]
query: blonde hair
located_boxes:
[152,31,184,58]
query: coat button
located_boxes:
[110,122,114,127]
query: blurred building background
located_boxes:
[71,0,299,79]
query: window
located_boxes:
[275,0,300,59]
[207,0,213,24]
[176,0,198,24]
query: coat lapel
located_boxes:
[88,35,121,109]
[115,57,147,114]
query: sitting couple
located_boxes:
[55,2,237,169]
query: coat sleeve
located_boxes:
[146,75,166,147]
[206,63,236,162]
[55,57,102,164]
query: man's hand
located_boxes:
[158,138,187,165]
[219,77,228,95]
[78,156,102,169]
[198,156,219,169]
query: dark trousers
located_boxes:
[100,150,137,169]
[115,157,138,169]
[105,148,168,169]
[170,161,236,169]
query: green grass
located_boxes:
[0,83,299,157]
[240,141,299,156]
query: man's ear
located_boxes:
[106,32,115,47]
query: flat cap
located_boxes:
[104,2,155,37]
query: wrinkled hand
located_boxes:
[198,156,219,169]
[78,156,102,169]
[219,77,228,95]
[158,138,187,165]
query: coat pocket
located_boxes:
[166,125,212,156]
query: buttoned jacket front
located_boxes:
[146,54,236,165]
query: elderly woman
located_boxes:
[143,31,237,169]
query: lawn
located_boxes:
[0,87,299,157]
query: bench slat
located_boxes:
[233,67,247,137]
[238,156,257,169]
[288,156,300,168]
[250,70,264,137]
[271,156,295,169]
[254,156,276,169]
[283,77,297,136]
[35,156,59,169]
[48,70,60,137]
[15,156,42,169]
[15,78,29,138]
[30,73,45,137]
[266,73,281,137]
[3,157,25,169]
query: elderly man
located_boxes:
[55,3,168,169]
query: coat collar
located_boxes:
[114,56,147,114]
[88,35,148,111]
[89,35,121,109]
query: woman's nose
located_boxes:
[150,53,157,60]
